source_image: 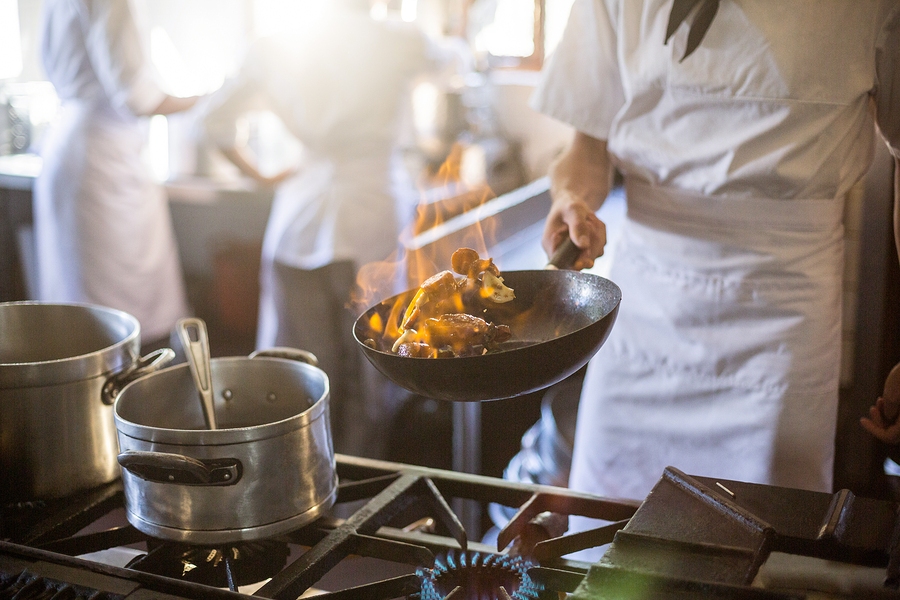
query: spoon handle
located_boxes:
[177,318,218,430]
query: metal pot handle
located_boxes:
[249,346,319,367]
[102,348,176,405]
[117,450,242,486]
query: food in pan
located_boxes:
[388,248,515,358]
[394,313,513,358]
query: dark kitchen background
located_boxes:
[1,0,899,505]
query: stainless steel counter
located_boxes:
[162,176,273,276]
[0,154,41,191]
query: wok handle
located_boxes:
[547,237,582,270]
[117,450,242,486]
[250,347,319,367]
[101,348,176,405]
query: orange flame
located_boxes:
[352,141,504,353]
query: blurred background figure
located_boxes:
[34,0,202,350]
[202,0,467,457]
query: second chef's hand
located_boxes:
[861,362,900,444]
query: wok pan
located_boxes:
[353,268,621,402]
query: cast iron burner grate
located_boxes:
[0,568,126,600]
[6,456,900,599]
[0,455,639,599]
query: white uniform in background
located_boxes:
[203,5,451,456]
[35,0,189,344]
[532,0,900,502]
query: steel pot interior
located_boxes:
[0,301,140,388]
[114,357,329,444]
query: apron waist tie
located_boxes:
[624,178,844,233]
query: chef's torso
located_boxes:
[531,0,900,502]
[534,0,900,200]
[204,7,439,271]
[40,0,166,121]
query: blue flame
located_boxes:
[417,550,544,600]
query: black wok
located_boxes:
[353,269,621,402]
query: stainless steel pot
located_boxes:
[113,349,337,544]
[0,302,174,502]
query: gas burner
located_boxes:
[1,500,47,511]
[0,500,47,540]
[130,539,291,589]
[417,550,545,600]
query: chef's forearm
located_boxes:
[219,146,266,183]
[542,131,610,268]
[549,131,612,212]
[149,95,201,116]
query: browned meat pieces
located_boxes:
[394,313,512,358]
[393,248,515,358]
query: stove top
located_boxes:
[3,455,900,599]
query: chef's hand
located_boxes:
[150,94,204,116]
[868,161,900,443]
[543,132,612,271]
[220,146,298,188]
[257,165,298,188]
[860,361,900,444]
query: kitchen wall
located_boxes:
[487,69,573,182]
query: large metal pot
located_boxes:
[113,350,337,545]
[0,301,173,502]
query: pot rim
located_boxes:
[113,356,330,445]
[0,301,140,388]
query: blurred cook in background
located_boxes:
[35,0,202,350]
[202,0,467,457]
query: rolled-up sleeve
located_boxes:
[83,0,165,116]
[530,0,625,140]
[876,3,900,158]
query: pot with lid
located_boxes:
[113,347,337,545]
[0,301,174,502]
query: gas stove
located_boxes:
[2,455,900,599]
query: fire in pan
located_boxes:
[353,245,621,402]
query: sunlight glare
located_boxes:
[400,0,417,22]
[473,0,534,57]
[148,115,169,182]
[254,0,325,37]
[0,0,23,80]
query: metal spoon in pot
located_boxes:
[176,317,218,430]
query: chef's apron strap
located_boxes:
[624,178,844,233]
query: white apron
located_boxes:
[34,100,188,342]
[569,178,844,502]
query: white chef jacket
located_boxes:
[35,0,189,343]
[202,6,448,350]
[532,0,900,504]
